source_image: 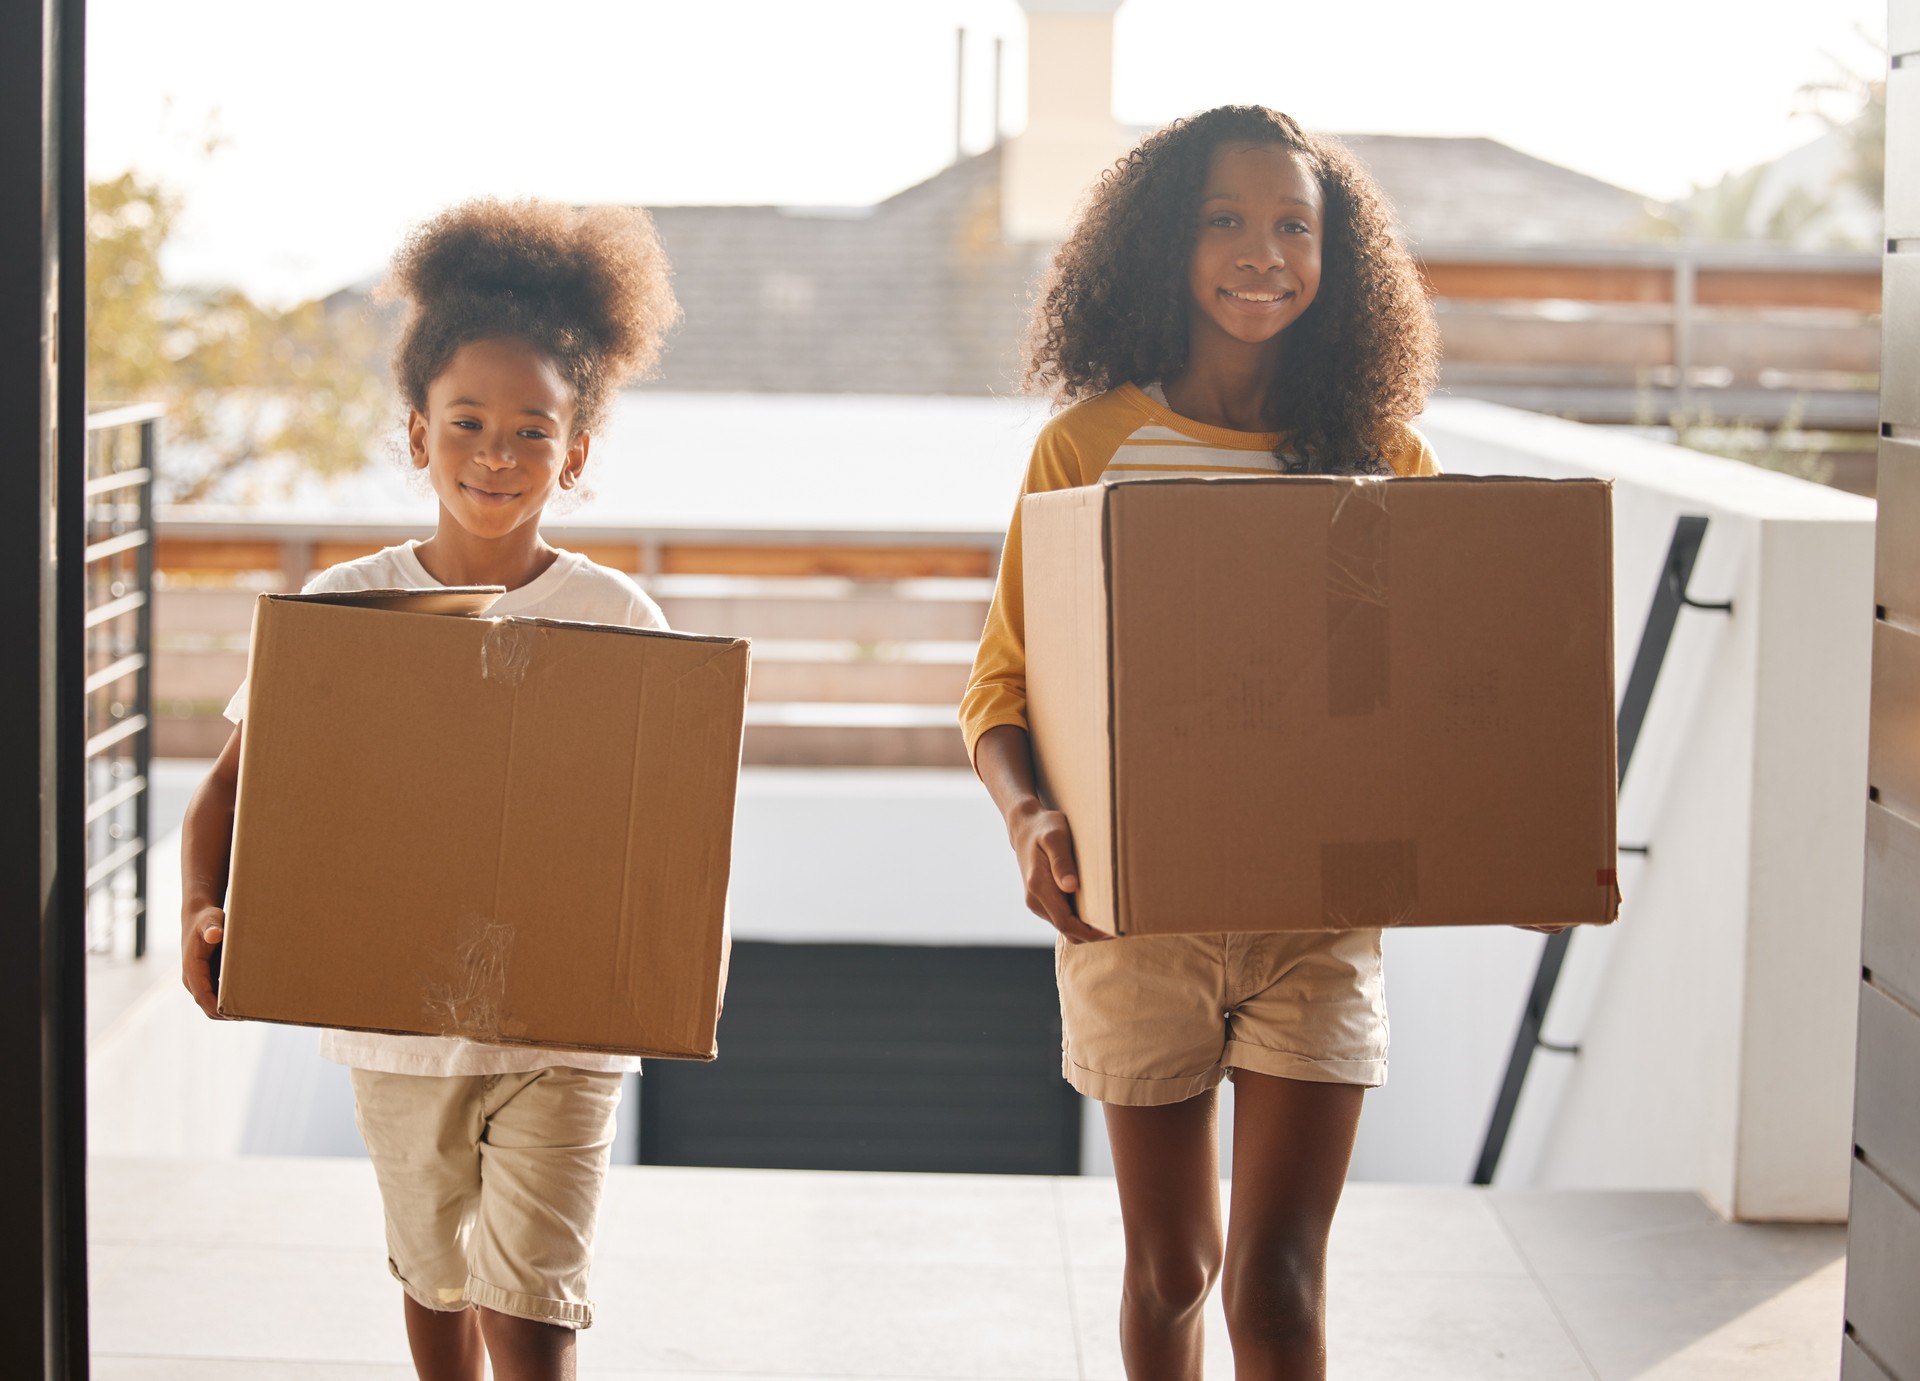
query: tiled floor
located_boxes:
[88,1156,1845,1380]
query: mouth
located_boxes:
[1220,287,1295,307]
[460,483,521,506]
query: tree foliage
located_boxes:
[87,171,393,503]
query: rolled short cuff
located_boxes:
[465,1275,594,1330]
[1063,1054,1227,1107]
[386,1258,468,1314]
[1224,1038,1386,1089]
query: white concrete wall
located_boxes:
[1410,400,1874,1220]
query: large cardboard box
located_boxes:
[1024,476,1620,935]
[218,589,749,1059]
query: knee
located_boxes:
[1123,1247,1221,1325]
[1221,1242,1324,1346]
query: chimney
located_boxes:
[1002,0,1129,242]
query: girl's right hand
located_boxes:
[1009,802,1110,945]
[181,905,227,1020]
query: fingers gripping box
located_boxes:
[1023,476,1621,936]
[218,588,749,1059]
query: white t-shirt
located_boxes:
[224,541,669,1077]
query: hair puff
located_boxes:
[384,197,680,435]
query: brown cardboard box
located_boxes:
[1024,476,1620,935]
[218,588,749,1059]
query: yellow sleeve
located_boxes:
[959,416,1090,769]
[1384,421,1440,476]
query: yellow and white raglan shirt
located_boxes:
[960,382,1439,765]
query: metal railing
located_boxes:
[83,404,159,958]
[1472,514,1734,1185]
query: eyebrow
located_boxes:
[447,397,562,421]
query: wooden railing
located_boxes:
[154,520,1002,768]
[1420,245,1880,435]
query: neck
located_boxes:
[412,510,559,591]
[1162,330,1285,432]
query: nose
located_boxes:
[474,431,516,471]
[1239,229,1287,273]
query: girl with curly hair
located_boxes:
[180,198,680,1381]
[962,106,1441,1380]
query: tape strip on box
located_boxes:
[1325,479,1392,716]
[480,618,535,688]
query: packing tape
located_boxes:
[480,618,534,688]
[1320,839,1418,928]
[423,914,514,1039]
[1325,479,1391,717]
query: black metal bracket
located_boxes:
[1471,513,1727,1187]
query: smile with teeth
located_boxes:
[1223,287,1293,304]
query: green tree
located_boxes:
[88,170,392,503]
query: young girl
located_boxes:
[179,198,680,1381]
[962,106,1441,1380]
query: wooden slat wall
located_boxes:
[151,531,997,769]
[1846,20,1920,1380]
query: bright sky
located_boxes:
[87,0,1885,306]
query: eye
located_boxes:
[1206,212,1238,229]
[517,427,552,440]
[1281,219,1313,235]
[451,418,481,430]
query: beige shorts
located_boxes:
[350,1066,623,1329]
[1057,929,1388,1105]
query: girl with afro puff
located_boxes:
[962,106,1441,1380]
[180,198,680,1381]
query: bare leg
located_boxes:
[1219,1072,1364,1381]
[1104,1090,1225,1381]
[401,1296,483,1381]
[480,1307,577,1381]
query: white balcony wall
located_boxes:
[1396,401,1875,1220]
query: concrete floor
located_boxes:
[88,1156,1844,1380]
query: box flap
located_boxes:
[274,586,506,617]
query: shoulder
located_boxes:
[544,551,669,630]
[1031,387,1156,485]
[1379,420,1439,477]
[301,544,419,594]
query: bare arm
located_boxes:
[180,726,243,1018]
[974,724,1109,944]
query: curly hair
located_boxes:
[384,198,680,436]
[1025,106,1437,473]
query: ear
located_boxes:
[406,408,430,469]
[560,431,591,490]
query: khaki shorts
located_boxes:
[350,1066,623,1328]
[1057,929,1388,1105]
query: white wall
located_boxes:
[1409,400,1874,1220]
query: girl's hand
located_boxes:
[1009,801,1109,945]
[1517,924,1574,934]
[181,905,227,1020]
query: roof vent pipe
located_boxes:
[955,26,967,163]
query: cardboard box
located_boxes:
[1024,476,1620,935]
[218,588,749,1059]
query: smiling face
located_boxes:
[1186,142,1325,358]
[408,336,588,542]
